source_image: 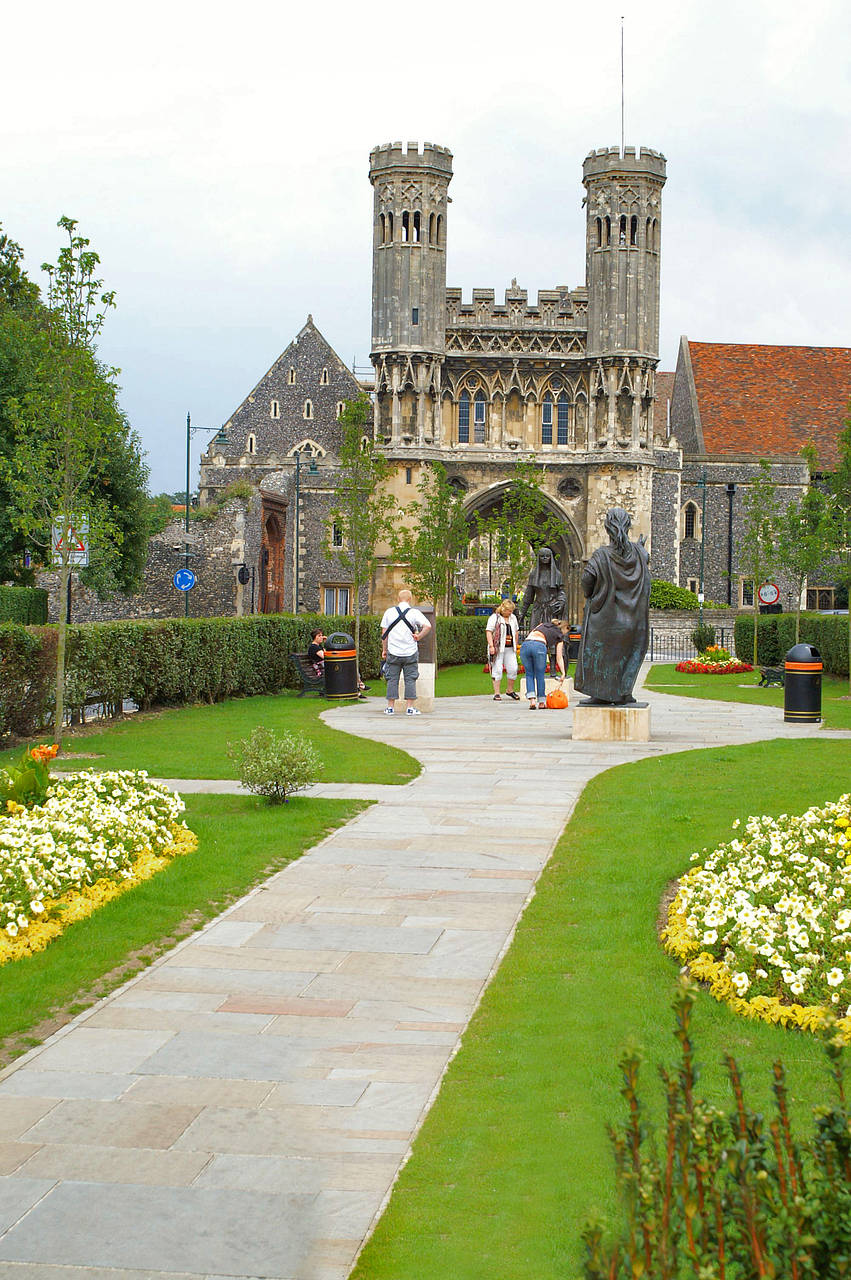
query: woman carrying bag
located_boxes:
[486,599,521,701]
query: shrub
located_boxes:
[734,612,849,676]
[228,726,322,803]
[0,586,48,625]
[0,625,56,741]
[690,621,716,652]
[649,579,699,610]
[583,981,851,1279]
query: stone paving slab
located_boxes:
[0,674,845,1279]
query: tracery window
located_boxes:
[557,394,569,445]
[473,393,486,443]
[458,391,470,443]
[541,394,553,445]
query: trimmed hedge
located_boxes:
[0,612,489,743]
[733,612,850,676]
[650,580,699,611]
[0,585,48,625]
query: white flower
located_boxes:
[827,968,844,987]
[702,929,718,945]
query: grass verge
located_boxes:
[2,691,419,783]
[645,664,851,730]
[0,792,366,1067]
[350,736,851,1280]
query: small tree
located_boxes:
[775,443,836,643]
[830,408,851,690]
[323,395,394,667]
[392,461,469,614]
[736,460,782,672]
[0,218,123,743]
[474,458,566,600]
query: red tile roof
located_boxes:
[688,342,851,468]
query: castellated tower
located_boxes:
[369,141,453,445]
[582,146,666,450]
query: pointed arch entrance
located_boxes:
[460,481,585,622]
[260,497,287,614]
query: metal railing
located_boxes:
[648,627,731,664]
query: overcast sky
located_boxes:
[4,0,849,493]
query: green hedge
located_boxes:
[650,579,699,611]
[733,612,850,676]
[0,612,489,742]
[0,585,48,625]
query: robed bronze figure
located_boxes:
[519,547,566,631]
[575,508,650,705]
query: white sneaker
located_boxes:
[406,707,421,716]
[383,707,394,715]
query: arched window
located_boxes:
[401,211,410,242]
[303,400,313,420]
[247,434,256,455]
[604,216,611,245]
[619,215,627,245]
[684,503,697,539]
[557,394,569,445]
[336,402,344,419]
[473,393,486,442]
[652,218,659,249]
[596,217,602,247]
[270,399,280,419]
[320,368,329,385]
[630,215,638,246]
[379,213,385,244]
[428,212,435,244]
[436,214,443,246]
[458,391,470,443]
[386,211,394,242]
[331,523,343,548]
[413,211,421,243]
[288,367,296,385]
[541,393,553,445]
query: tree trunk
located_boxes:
[54,557,70,748]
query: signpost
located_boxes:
[51,518,89,568]
[173,568,196,593]
[757,582,780,607]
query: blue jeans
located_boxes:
[520,639,548,700]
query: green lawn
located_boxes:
[2,691,419,783]
[436,662,576,697]
[351,737,851,1280]
[0,792,365,1066]
[645,664,851,730]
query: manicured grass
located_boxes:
[2,691,419,782]
[351,737,851,1280]
[645,664,851,730]
[0,792,365,1066]
[436,662,576,697]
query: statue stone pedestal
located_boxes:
[572,702,651,742]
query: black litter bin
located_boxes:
[784,643,822,723]
[568,625,582,661]
[324,631,358,700]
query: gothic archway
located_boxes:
[260,500,287,614]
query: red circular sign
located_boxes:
[757,582,780,605]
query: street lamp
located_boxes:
[697,468,707,629]
[293,445,319,614]
[183,412,228,617]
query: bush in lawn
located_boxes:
[690,620,715,652]
[228,726,322,804]
[0,586,48,625]
[734,612,849,676]
[583,981,851,1279]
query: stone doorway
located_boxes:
[260,501,287,614]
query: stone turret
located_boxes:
[582,146,666,360]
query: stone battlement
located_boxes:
[445,284,588,329]
[369,141,453,177]
[582,145,667,181]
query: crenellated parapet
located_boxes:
[445,283,588,331]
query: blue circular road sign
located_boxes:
[173,569,196,592]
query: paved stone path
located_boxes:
[0,678,844,1280]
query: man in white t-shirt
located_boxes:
[380,588,432,716]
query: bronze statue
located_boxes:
[519,546,566,631]
[575,508,650,705]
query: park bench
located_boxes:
[291,653,325,697]
[758,666,785,688]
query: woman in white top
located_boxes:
[486,599,521,701]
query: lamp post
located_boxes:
[698,469,707,628]
[184,412,228,617]
[293,446,319,614]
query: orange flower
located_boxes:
[29,743,59,765]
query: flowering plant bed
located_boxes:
[1,770,196,965]
[676,657,753,674]
[663,793,851,1038]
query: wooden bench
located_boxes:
[291,653,325,697]
[758,666,785,687]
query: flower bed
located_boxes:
[663,793,851,1038]
[1,771,196,965]
[676,658,754,674]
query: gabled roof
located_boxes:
[683,340,851,468]
[653,370,674,439]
